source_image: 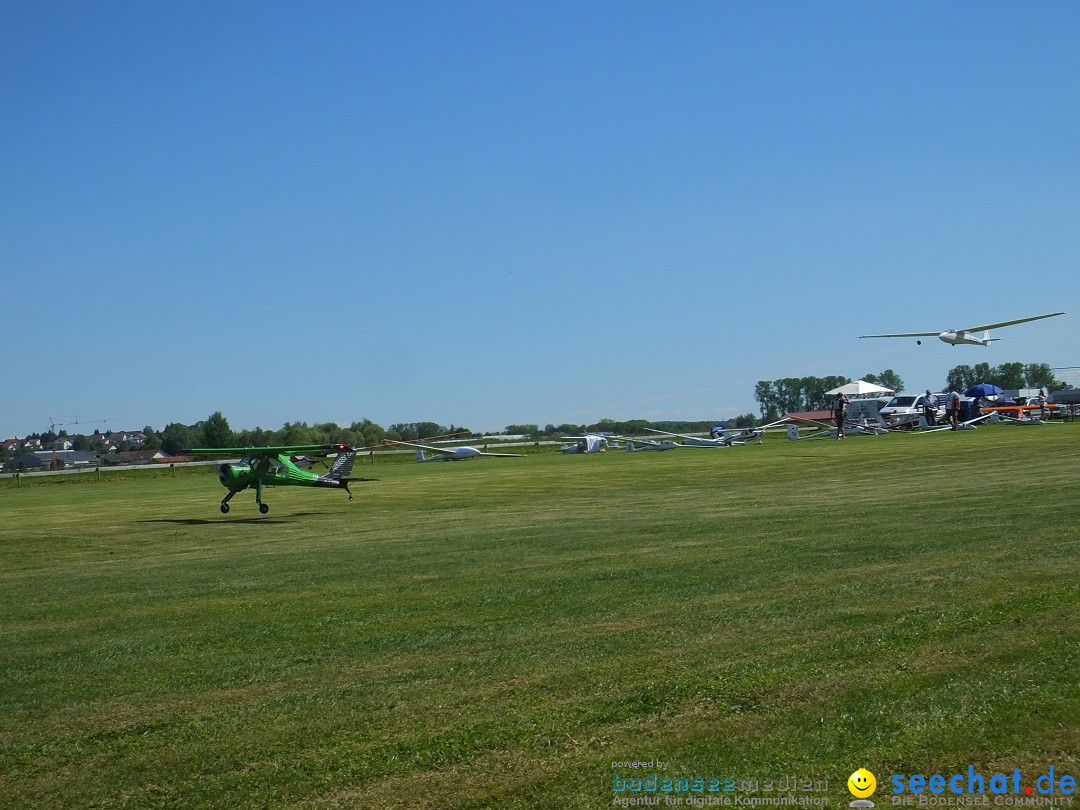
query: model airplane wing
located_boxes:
[386,440,448,453]
[387,440,524,457]
[955,312,1064,332]
[188,443,352,456]
[859,330,939,338]
[642,427,695,441]
[861,311,1064,338]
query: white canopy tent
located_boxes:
[825,380,894,397]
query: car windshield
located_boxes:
[886,396,917,407]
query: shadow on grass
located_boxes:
[139,512,324,526]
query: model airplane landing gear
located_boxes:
[255,481,269,514]
[220,490,237,514]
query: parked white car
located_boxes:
[879,393,942,422]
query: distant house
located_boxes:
[107,430,147,448]
[31,450,101,469]
[2,438,22,453]
[153,455,194,464]
[90,431,118,453]
[4,453,45,472]
[100,450,167,466]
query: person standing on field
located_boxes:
[833,393,849,439]
[947,388,961,430]
[923,389,938,426]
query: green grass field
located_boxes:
[2,426,1078,809]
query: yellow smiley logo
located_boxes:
[848,768,877,798]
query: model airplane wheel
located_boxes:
[259,503,269,515]
[220,502,230,514]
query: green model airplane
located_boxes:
[187,443,365,514]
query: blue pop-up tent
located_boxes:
[965,383,1004,398]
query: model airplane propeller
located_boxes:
[187,443,368,513]
[860,312,1064,346]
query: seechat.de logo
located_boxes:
[890,766,1076,798]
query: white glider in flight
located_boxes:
[860,312,1064,346]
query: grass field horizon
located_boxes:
[2,426,1077,808]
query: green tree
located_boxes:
[753,381,775,419]
[994,362,1026,389]
[505,424,539,436]
[388,422,448,441]
[863,371,902,392]
[1023,363,1064,390]
[142,426,161,452]
[200,412,234,448]
[946,365,976,391]
[346,419,387,448]
[234,426,273,446]
[160,423,201,455]
[278,422,317,445]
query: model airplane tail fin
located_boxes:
[786,425,801,441]
[327,449,357,480]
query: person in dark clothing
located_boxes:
[833,393,849,439]
[923,389,938,426]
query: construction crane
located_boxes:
[46,417,124,470]
[48,416,123,433]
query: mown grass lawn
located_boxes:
[1,425,1077,808]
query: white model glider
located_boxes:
[914,412,992,432]
[642,426,772,446]
[987,412,1046,426]
[624,438,680,452]
[559,435,609,454]
[784,415,890,441]
[860,312,1064,346]
[388,440,525,462]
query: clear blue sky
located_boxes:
[3,1,1077,438]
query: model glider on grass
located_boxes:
[642,424,777,446]
[784,416,890,441]
[915,413,993,432]
[623,437,680,452]
[558,435,610,454]
[387,440,525,462]
[859,312,1064,346]
[187,443,367,514]
[987,411,1048,426]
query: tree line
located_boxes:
[156,415,475,457]
[753,369,905,422]
[944,362,1063,393]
